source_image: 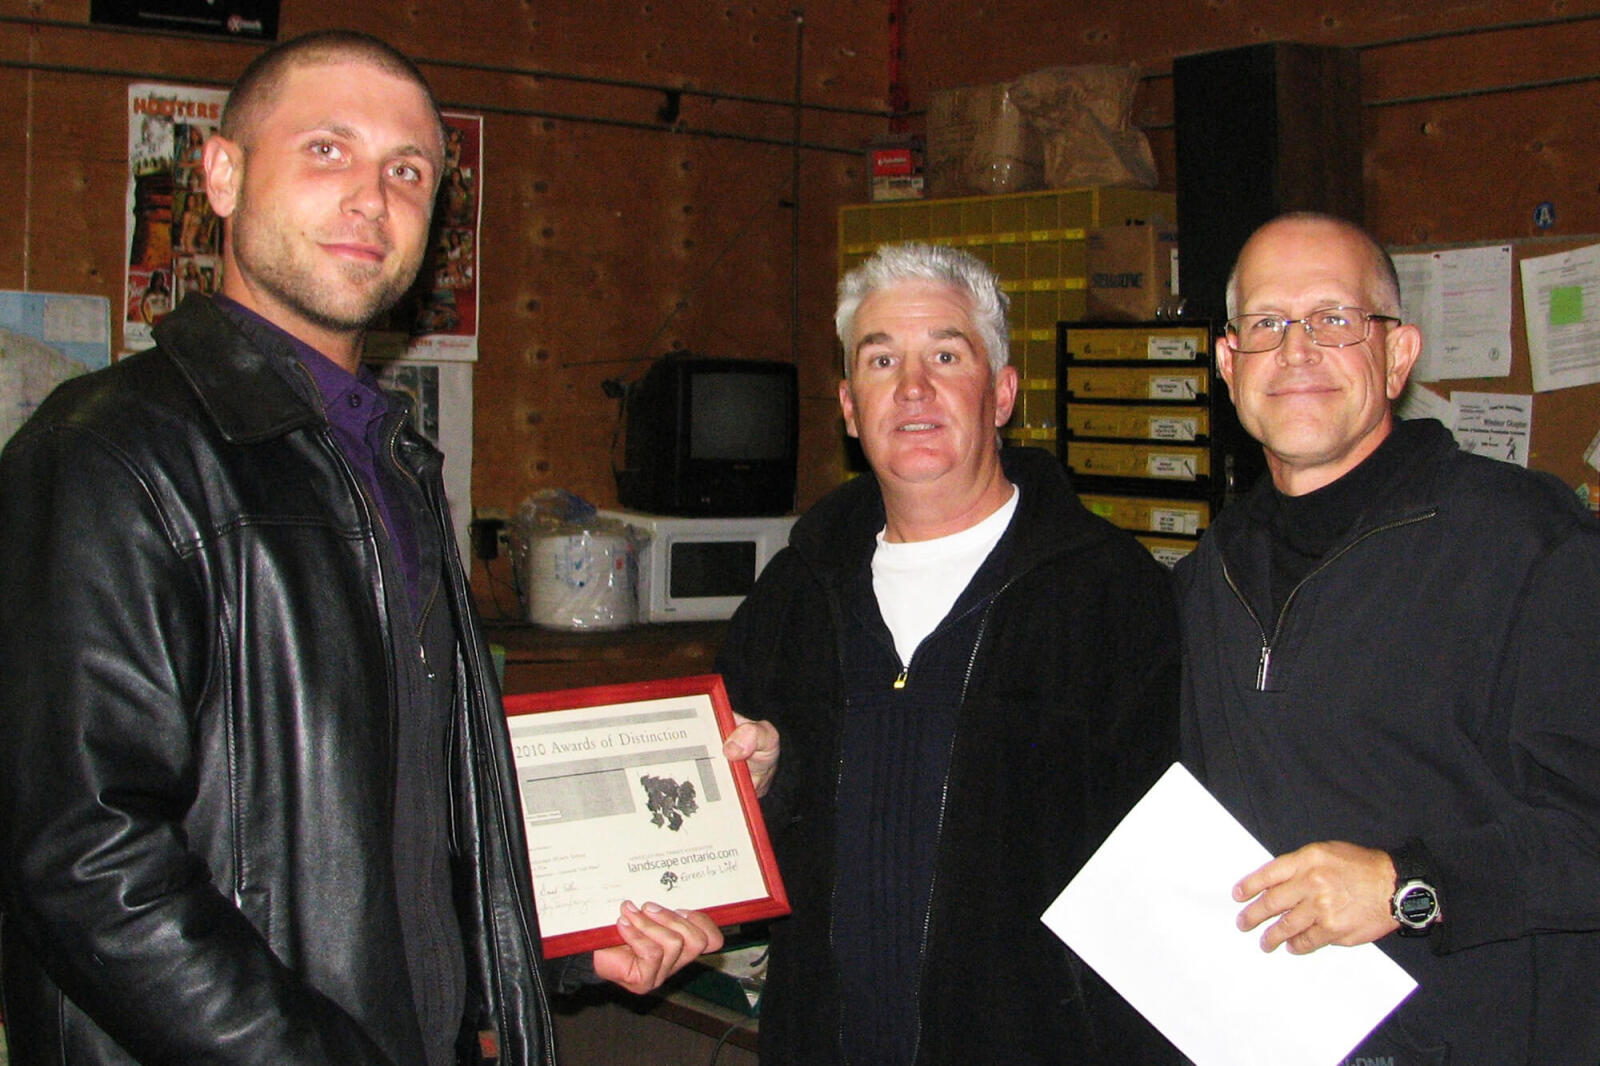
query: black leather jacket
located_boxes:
[0,297,552,1064]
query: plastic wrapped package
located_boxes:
[510,490,638,630]
[925,82,1045,198]
[925,65,1156,198]
[1009,64,1157,190]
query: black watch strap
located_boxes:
[1389,837,1432,884]
[1389,837,1442,936]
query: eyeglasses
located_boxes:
[1223,306,1401,354]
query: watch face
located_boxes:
[1397,884,1438,927]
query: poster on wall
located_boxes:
[363,112,485,563]
[366,358,476,570]
[368,112,484,363]
[91,0,277,40]
[122,83,228,353]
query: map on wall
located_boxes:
[0,292,112,452]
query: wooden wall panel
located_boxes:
[901,2,1600,492]
[18,72,127,298]
[9,0,1600,543]
[0,68,30,291]
[1368,79,1600,244]
[902,0,1600,87]
[0,4,886,530]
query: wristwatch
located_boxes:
[1389,839,1443,937]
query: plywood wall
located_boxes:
[0,0,888,523]
[903,0,1600,492]
[5,0,1599,542]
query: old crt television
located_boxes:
[618,356,798,517]
[598,510,797,622]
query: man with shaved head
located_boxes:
[0,30,717,1065]
[1178,212,1600,1063]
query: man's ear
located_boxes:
[838,378,859,439]
[991,364,1018,426]
[202,135,243,219]
[1215,334,1238,399]
[1383,322,1423,399]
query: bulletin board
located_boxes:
[1393,235,1600,496]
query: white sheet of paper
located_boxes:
[1041,764,1417,1066]
[1395,246,1514,381]
[1520,242,1600,393]
[1395,381,1452,425]
[1450,391,1533,468]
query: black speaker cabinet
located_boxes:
[1174,43,1364,325]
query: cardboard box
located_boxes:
[1087,225,1179,320]
[867,136,925,201]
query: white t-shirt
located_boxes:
[871,486,1020,667]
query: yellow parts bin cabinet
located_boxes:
[1059,319,1256,567]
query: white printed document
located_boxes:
[1041,763,1417,1066]
[1520,243,1600,393]
[1450,391,1533,467]
[1394,245,1513,381]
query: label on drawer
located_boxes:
[1147,453,1200,480]
[1148,335,1200,360]
[1149,376,1201,400]
[1151,507,1202,535]
[1148,416,1199,441]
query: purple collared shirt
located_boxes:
[212,295,420,613]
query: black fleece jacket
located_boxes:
[1178,418,1600,1065]
[719,447,1182,1065]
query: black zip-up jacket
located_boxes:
[0,296,553,1065]
[1177,419,1600,1064]
[718,447,1181,1065]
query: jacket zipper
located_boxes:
[829,597,923,1058]
[1222,510,1437,692]
[905,584,1007,1066]
[826,591,853,1061]
[409,437,557,1065]
[386,414,558,1065]
[824,550,1018,1061]
[324,376,555,1064]
[383,415,445,679]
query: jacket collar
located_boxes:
[788,446,1108,589]
[152,295,325,445]
[1212,418,1453,612]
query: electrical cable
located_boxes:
[703,1015,758,1066]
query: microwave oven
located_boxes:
[598,510,797,623]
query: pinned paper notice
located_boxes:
[1450,391,1533,468]
[1520,243,1600,392]
[1041,764,1416,1066]
[1393,245,1513,381]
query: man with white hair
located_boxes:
[718,242,1181,1064]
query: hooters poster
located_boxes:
[123,83,228,352]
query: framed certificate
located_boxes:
[503,675,789,957]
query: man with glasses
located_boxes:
[1177,212,1600,1062]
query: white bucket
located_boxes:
[523,530,636,630]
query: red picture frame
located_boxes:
[503,674,788,957]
